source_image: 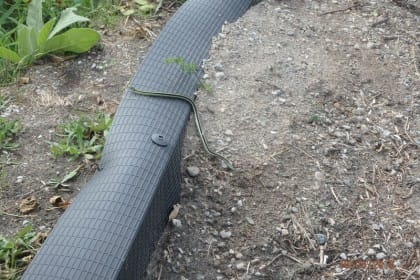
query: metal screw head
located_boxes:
[315,233,327,245]
[151,133,168,147]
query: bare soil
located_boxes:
[0,19,161,242]
[1,1,419,279]
[147,1,419,279]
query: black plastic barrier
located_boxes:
[22,0,256,279]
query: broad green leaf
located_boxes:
[37,18,56,46]
[134,0,149,5]
[0,3,17,26]
[139,4,155,14]
[15,225,33,239]
[0,47,21,64]
[27,0,43,32]
[43,28,100,54]
[135,0,155,13]
[48,8,90,39]
[17,25,38,58]
[121,9,135,16]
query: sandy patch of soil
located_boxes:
[147,1,419,279]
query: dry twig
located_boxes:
[259,250,304,270]
[330,187,342,205]
[318,2,364,16]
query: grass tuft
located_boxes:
[49,113,112,161]
[0,224,44,280]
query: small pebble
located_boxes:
[16,176,24,184]
[404,242,414,249]
[245,217,255,225]
[372,223,384,231]
[220,230,232,239]
[236,262,246,271]
[353,107,365,115]
[224,129,233,136]
[289,207,298,213]
[367,41,375,49]
[373,244,382,250]
[339,253,347,260]
[215,72,226,80]
[186,166,200,177]
[172,219,182,228]
[22,220,30,226]
[314,233,327,245]
[214,63,224,72]
[367,248,376,256]
[376,252,386,260]
[335,267,342,273]
[272,89,284,96]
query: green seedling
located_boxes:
[121,0,156,17]
[308,114,324,125]
[0,224,41,280]
[135,0,155,15]
[47,165,81,189]
[164,57,213,93]
[0,0,100,69]
[0,165,7,189]
[0,94,10,113]
[0,118,21,151]
[49,113,112,161]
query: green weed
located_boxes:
[164,57,213,93]
[0,0,100,86]
[0,225,42,280]
[308,114,324,125]
[0,0,100,69]
[47,165,81,189]
[50,113,112,161]
[0,165,7,189]
[0,118,21,151]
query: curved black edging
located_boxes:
[22,0,254,279]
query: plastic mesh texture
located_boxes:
[22,0,253,279]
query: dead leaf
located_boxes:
[33,232,48,247]
[19,196,38,214]
[21,254,33,263]
[49,195,71,209]
[19,76,30,84]
[168,203,181,221]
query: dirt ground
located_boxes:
[0,13,162,256]
[1,0,419,279]
[146,0,419,279]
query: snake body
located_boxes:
[129,86,234,170]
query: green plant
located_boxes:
[0,164,7,189]
[0,225,41,279]
[0,118,21,151]
[0,94,9,112]
[0,0,100,69]
[50,113,112,161]
[164,57,213,93]
[308,113,324,125]
[120,0,156,17]
[47,165,81,189]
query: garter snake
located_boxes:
[129,86,234,170]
